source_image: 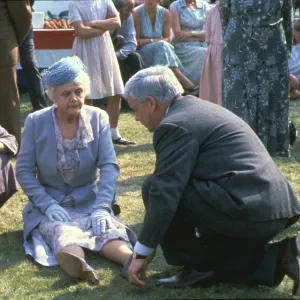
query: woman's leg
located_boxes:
[101,239,132,266]
[56,245,99,284]
[107,95,121,130]
[102,240,156,280]
[107,95,136,145]
[170,67,197,90]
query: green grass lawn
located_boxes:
[0,95,300,299]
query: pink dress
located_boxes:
[199,5,223,105]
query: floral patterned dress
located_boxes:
[220,0,293,157]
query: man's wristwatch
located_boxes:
[132,251,148,259]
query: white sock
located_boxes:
[110,127,121,140]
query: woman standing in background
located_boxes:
[170,0,209,88]
[0,1,32,145]
[220,0,293,157]
[69,0,135,145]
[200,0,223,104]
[133,0,199,94]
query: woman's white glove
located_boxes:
[45,203,71,222]
[86,208,113,236]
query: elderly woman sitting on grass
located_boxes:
[16,56,136,284]
[0,126,18,208]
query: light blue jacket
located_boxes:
[17,106,121,241]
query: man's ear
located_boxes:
[145,96,157,112]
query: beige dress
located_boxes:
[69,0,124,99]
[199,5,223,105]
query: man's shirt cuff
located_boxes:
[134,241,154,256]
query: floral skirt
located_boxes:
[38,210,132,255]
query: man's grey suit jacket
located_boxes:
[138,96,300,248]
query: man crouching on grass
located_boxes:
[122,65,300,296]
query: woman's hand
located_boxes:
[0,142,9,154]
[106,11,116,19]
[86,208,113,235]
[45,203,71,222]
[175,31,192,40]
[83,21,92,27]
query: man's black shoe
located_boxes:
[113,137,136,145]
[280,236,300,296]
[156,268,216,289]
[112,203,121,215]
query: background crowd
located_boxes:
[1,0,299,154]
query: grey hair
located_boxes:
[123,65,184,103]
[46,70,91,101]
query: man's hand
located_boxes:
[128,258,148,286]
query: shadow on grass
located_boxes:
[50,274,293,300]
[123,222,143,236]
[115,143,154,156]
[118,174,149,195]
[20,94,33,128]
[291,138,300,162]
[0,230,25,270]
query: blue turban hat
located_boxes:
[42,56,87,89]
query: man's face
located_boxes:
[120,0,134,21]
[128,97,158,132]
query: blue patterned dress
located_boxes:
[135,4,182,68]
[170,0,209,86]
[27,106,134,266]
[220,0,293,157]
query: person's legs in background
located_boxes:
[0,154,18,208]
[0,46,21,145]
[289,74,300,100]
[84,99,94,106]
[170,67,199,96]
[91,95,136,145]
[107,94,136,145]
[118,52,144,85]
[125,52,144,75]
[19,27,47,111]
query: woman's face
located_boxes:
[144,0,160,8]
[53,82,85,118]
